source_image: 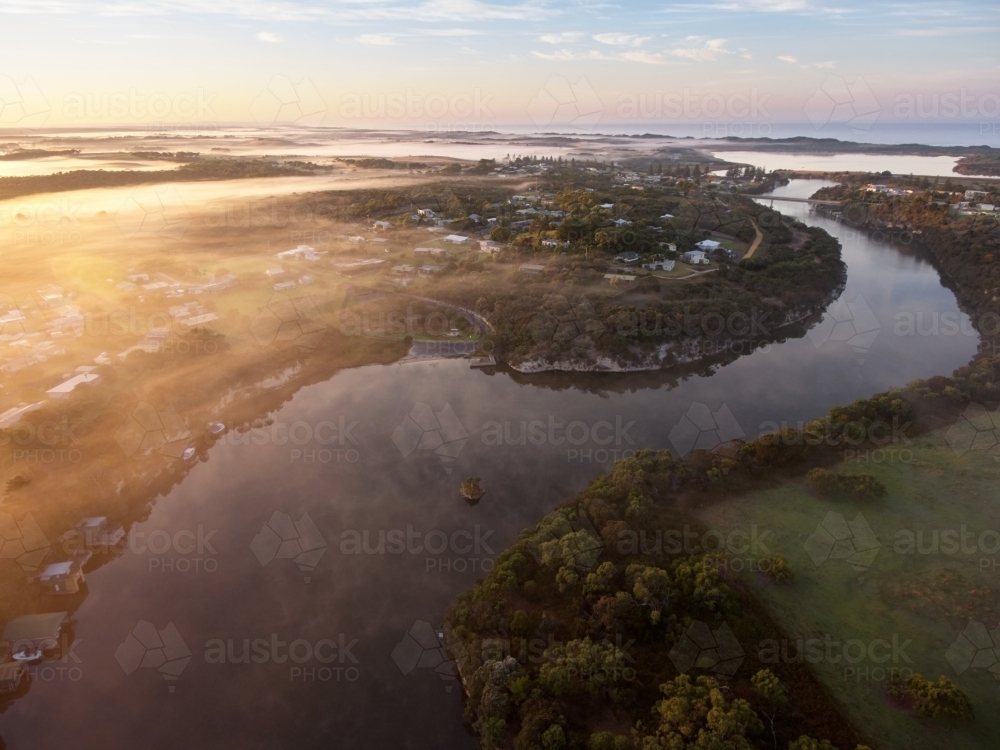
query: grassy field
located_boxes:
[698,431,1000,748]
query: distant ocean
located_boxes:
[498,121,1000,149]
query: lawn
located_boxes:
[698,431,1000,749]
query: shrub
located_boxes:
[760,554,793,583]
[890,674,974,719]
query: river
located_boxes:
[0,180,981,749]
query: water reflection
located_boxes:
[0,181,982,749]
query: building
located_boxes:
[391,264,415,275]
[614,252,640,265]
[519,264,546,275]
[73,517,125,551]
[681,251,710,265]
[696,239,721,251]
[479,240,502,255]
[2,612,68,654]
[643,260,675,272]
[660,213,675,220]
[541,238,568,248]
[35,556,89,594]
[274,281,296,291]
[46,372,101,399]
[417,265,443,277]
[0,402,44,428]
[966,190,989,201]
[0,662,25,695]
[276,245,321,260]
[614,218,632,227]
[372,220,393,230]
[299,276,315,286]
[266,268,284,278]
[443,234,469,244]
[190,275,236,294]
[414,246,450,257]
[183,313,219,328]
[604,273,636,286]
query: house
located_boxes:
[681,251,710,265]
[418,265,444,277]
[372,220,393,230]
[696,239,721,251]
[299,276,315,286]
[46,372,101,399]
[36,285,65,305]
[276,245,322,260]
[519,264,546,275]
[0,308,26,325]
[347,235,366,243]
[265,267,284,278]
[126,272,149,283]
[0,402,43,428]
[541,238,568,248]
[965,190,989,201]
[614,218,632,227]
[273,281,296,291]
[660,213,675,220]
[391,264,415,275]
[414,246,450,257]
[183,313,219,328]
[600,203,615,209]
[443,234,469,244]
[643,260,675,272]
[190,275,236,294]
[0,663,25,695]
[478,240,502,255]
[604,273,636,286]
[35,555,90,594]
[73,517,125,550]
[2,612,68,653]
[614,252,640,265]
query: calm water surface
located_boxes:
[0,180,981,749]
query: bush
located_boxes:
[890,674,974,719]
[761,554,793,583]
[805,468,886,501]
[589,731,632,750]
[541,724,566,750]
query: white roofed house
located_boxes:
[696,239,721,251]
[266,267,284,278]
[443,234,469,244]
[46,372,101,399]
[372,220,393,230]
[681,250,710,265]
[35,558,89,594]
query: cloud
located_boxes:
[777,55,798,63]
[256,31,281,43]
[0,0,550,23]
[357,33,396,45]
[539,32,583,44]
[670,38,732,61]
[593,33,650,47]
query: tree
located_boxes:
[751,669,788,749]
[643,674,762,749]
[760,554,793,584]
[542,724,567,750]
[890,674,974,719]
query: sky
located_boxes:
[0,0,998,135]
